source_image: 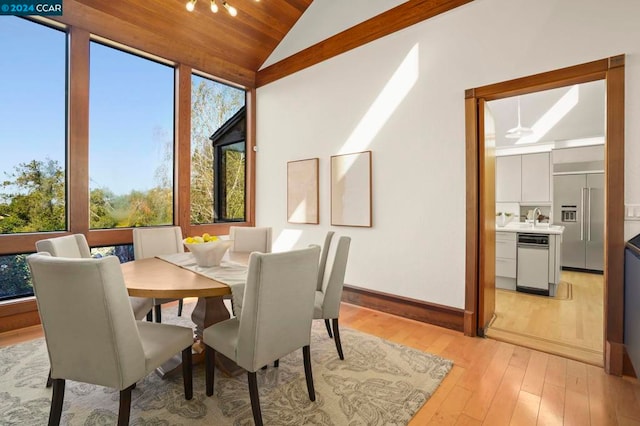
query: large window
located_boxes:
[0,17,67,301]
[190,74,245,224]
[89,42,175,229]
[0,17,67,235]
[0,21,252,306]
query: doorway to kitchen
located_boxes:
[485,82,606,366]
[463,55,626,375]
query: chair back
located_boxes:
[319,236,351,319]
[229,226,272,253]
[317,231,335,291]
[27,253,145,390]
[132,226,184,259]
[236,246,320,372]
[35,234,91,258]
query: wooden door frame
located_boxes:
[464,55,625,375]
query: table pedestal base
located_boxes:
[156,296,244,378]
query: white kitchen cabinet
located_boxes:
[496,231,516,290]
[496,155,521,202]
[496,153,551,203]
[521,152,550,203]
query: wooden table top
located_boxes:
[121,257,232,299]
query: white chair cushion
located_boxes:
[137,321,194,373]
[203,318,239,362]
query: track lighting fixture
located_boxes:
[186,0,239,16]
[222,2,237,16]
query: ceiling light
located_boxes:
[505,96,533,139]
[186,0,238,15]
[515,85,580,145]
[223,2,237,16]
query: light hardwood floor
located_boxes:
[2,301,639,425]
[486,271,604,366]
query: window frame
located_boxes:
[214,139,246,223]
[87,38,177,230]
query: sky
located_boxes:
[0,16,173,195]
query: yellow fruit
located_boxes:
[202,233,211,242]
[210,235,219,241]
[185,237,194,244]
[194,236,204,243]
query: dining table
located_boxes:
[121,251,250,377]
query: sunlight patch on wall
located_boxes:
[339,43,419,155]
[289,200,308,223]
[516,85,579,145]
[272,229,303,252]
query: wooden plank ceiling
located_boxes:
[61,0,312,87]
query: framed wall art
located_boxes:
[331,150,372,227]
[287,158,319,224]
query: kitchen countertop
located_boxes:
[496,222,565,235]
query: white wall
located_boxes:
[256,0,640,309]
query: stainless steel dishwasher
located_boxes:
[516,233,550,295]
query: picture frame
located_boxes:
[331,150,372,227]
[287,158,319,224]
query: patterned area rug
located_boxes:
[0,303,452,425]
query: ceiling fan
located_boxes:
[505,96,533,139]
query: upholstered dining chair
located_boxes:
[35,234,154,322]
[35,234,155,389]
[132,226,185,322]
[314,235,351,360]
[229,226,272,254]
[226,226,273,317]
[203,246,320,426]
[27,253,193,426]
[317,231,335,291]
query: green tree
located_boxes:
[224,148,245,219]
[90,187,118,229]
[0,159,65,234]
[190,78,244,224]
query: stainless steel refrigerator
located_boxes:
[553,173,604,271]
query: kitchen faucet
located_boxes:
[533,207,542,226]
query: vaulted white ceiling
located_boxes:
[488,80,605,150]
[262,0,409,68]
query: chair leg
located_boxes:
[46,368,53,388]
[178,299,184,317]
[332,318,344,360]
[205,345,215,397]
[154,305,162,323]
[117,384,134,426]
[302,345,316,401]
[49,378,65,426]
[146,310,153,322]
[324,319,333,338]
[248,371,263,426]
[181,347,193,400]
[274,359,279,368]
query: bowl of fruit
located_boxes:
[183,233,232,267]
